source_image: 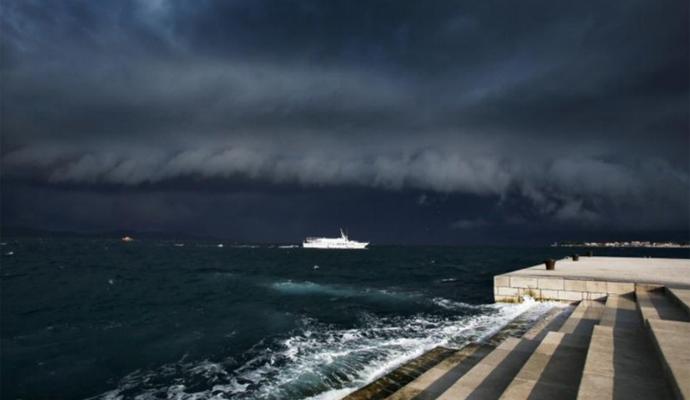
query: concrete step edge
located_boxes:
[558,301,605,335]
[578,323,674,400]
[384,343,493,400]
[666,287,690,317]
[636,287,690,325]
[341,346,456,400]
[576,325,612,400]
[647,318,690,400]
[435,337,539,400]
[636,289,658,325]
[599,293,642,330]
[521,305,574,341]
[499,331,590,400]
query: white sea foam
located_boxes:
[92,296,554,400]
[270,280,414,302]
[430,297,490,311]
[302,387,354,400]
[225,297,551,399]
[270,281,358,298]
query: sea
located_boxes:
[1,238,688,400]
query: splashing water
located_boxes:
[94,297,553,400]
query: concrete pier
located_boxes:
[342,256,690,400]
[493,256,690,303]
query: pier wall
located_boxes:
[492,256,690,303]
[493,275,639,302]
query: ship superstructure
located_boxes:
[302,229,369,249]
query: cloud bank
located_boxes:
[1,0,688,237]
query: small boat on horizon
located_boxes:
[303,229,369,249]
[121,236,134,242]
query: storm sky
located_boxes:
[1,0,688,244]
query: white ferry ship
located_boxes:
[303,229,369,249]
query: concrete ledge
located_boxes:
[494,257,690,303]
[494,280,619,303]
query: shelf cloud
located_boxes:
[1,0,688,241]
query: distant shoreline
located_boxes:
[551,241,689,249]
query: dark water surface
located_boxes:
[1,239,687,399]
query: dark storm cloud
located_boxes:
[1,0,688,235]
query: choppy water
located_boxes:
[1,239,687,400]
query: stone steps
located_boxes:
[636,287,690,324]
[343,285,690,400]
[637,287,690,400]
[434,337,540,399]
[384,305,574,400]
[598,293,640,330]
[494,301,600,400]
[558,300,604,336]
[342,346,457,400]
[499,331,590,400]
[576,288,674,400]
[577,325,672,399]
[428,305,577,400]
[648,319,690,400]
[666,287,690,316]
[384,344,494,400]
[640,287,690,400]
[520,305,575,341]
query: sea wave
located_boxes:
[271,280,496,313]
[269,280,417,303]
[430,297,494,311]
[91,297,553,400]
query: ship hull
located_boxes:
[302,242,368,249]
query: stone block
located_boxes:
[540,289,560,300]
[586,280,608,293]
[606,281,634,294]
[558,290,584,301]
[497,286,519,296]
[511,276,538,288]
[495,295,519,303]
[494,275,510,287]
[587,292,608,300]
[564,279,587,292]
[518,288,540,298]
[636,283,664,292]
[538,278,564,290]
